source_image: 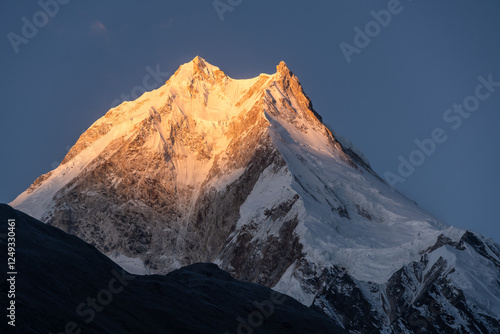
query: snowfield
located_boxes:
[11,57,500,333]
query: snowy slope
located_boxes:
[0,204,345,334]
[11,57,500,333]
[12,57,264,219]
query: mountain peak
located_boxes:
[9,58,500,334]
[276,60,292,77]
[172,56,225,82]
[192,55,205,64]
[191,55,210,72]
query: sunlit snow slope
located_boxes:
[11,57,500,333]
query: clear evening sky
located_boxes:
[1,1,499,242]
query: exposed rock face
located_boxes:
[11,57,500,333]
[309,233,500,333]
[0,204,346,334]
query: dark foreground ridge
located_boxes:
[0,204,345,334]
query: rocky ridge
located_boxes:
[11,57,500,333]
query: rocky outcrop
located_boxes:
[0,204,346,334]
[11,57,500,333]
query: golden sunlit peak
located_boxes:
[276,60,292,77]
[192,55,207,67]
[183,56,224,80]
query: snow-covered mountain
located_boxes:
[11,57,500,333]
[0,204,344,334]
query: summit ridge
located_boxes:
[11,58,500,333]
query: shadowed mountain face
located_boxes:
[10,57,500,333]
[0,204,345,334]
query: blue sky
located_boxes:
[1,0,499,242]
